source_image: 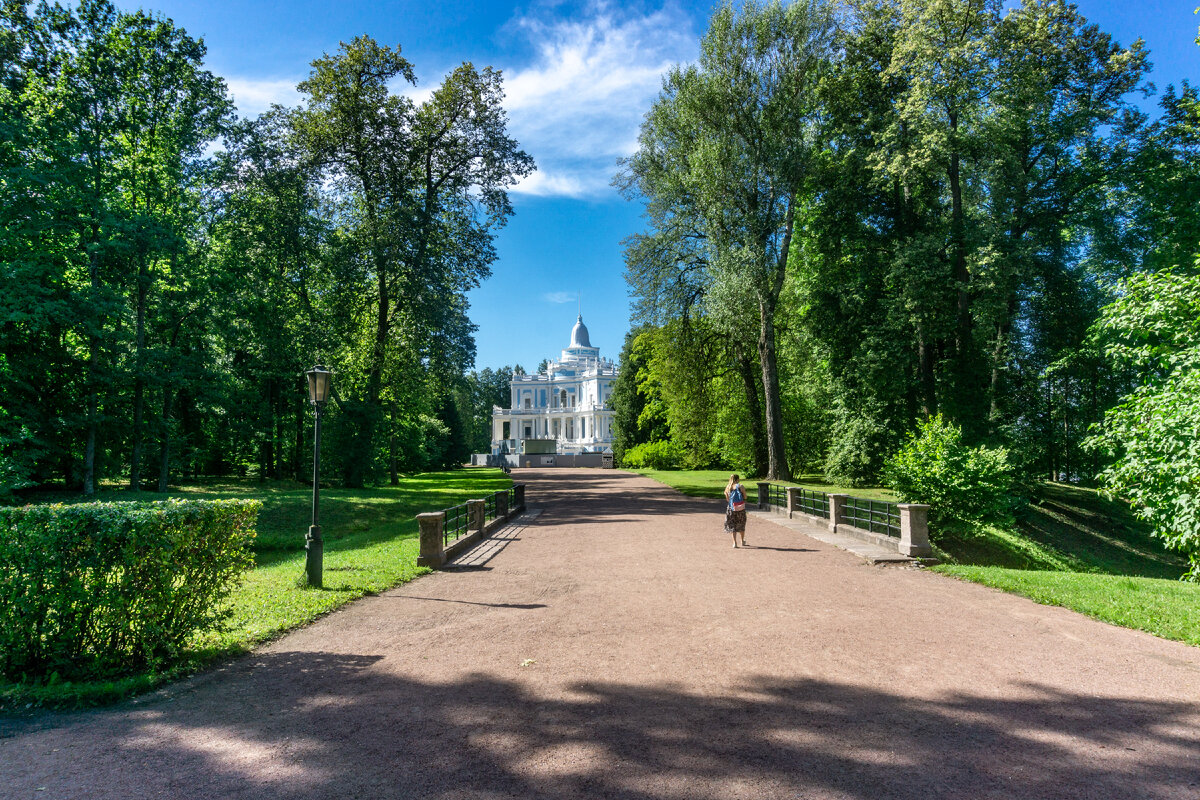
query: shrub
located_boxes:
[884,414,1015,534]
[621,439,685,470]
[0,499,259,682]
[824,412,893,487]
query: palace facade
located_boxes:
[491,315,619,454]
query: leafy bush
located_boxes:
[885,414,1015,534]
[1086,267,1200,580]
[621,439,685,470]
[825,412,893,487]
[0,499,259,682]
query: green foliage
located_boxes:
[0,6,528,496]
[0,386,39,503]
[620,0,835,480]
[823,404,894,488]
[885,414,1016,533]
[622,440,685,471]
[458,366,515,453]
[0,469,507,708]
[0,499,258,682]
[620,0,1154,487]
[293,38,532,486]
[612,329,668,465]
[1087,267,1200,578]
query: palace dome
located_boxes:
[570,315,592,348]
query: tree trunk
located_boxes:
[348,183,388,489]
[129,261,148,491]
[948,125,971,360]
[755,193,797,482]
[735,348,768,478]
[260,378,274,482]
[918,331,937,418]
[1046,381,1056,481]
[83,245,101,495]
[157,388,172,492]
[389,404,399,486]
[295,394,305,482]
[273,378,284,479]
[988,293,1017,429]
[758,300,790,481]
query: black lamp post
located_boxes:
[304,365,333,588]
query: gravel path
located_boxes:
[3,468,1200,799]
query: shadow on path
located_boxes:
[6,649,1196,799]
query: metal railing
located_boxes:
[430,484,524,547]
[767,483,787,508]
[838,497,900,538]
[793,488,829,518]
[444,503,469,545]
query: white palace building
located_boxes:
[491,315,619,455]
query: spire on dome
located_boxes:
[570,314,592,348]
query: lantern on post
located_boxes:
[304,365,333,588]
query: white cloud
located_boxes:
[399,84,435,106]
[224,77,303,119]
[220,4,696,197]
[544,290,578,304]
[511,170,600,198]
[501,3,696,199]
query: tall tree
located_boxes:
[295,38,531,485]
[623,0,833,479]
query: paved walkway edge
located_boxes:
[749,509,920,565]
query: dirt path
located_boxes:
[3,468,1200,799]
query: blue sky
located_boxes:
[135,0,1200,372]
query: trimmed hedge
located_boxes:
[0,499,259,682]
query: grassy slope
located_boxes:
[2,468,512,709]
[638,470,1199,647]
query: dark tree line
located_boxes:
[0,0,532,498]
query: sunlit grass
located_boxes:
[933,567,1200,647]
[635,469,899,502]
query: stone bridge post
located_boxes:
[756,482,771,510]
[828,494,847,532]
[786,486,801,518]
[898,504,933,557]
[417,512,446,568]
[467,499,486,535]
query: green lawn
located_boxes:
[637,469,1198,648]
[2,467,512,709]
[934,567,1200,647]
[634,469,898,502]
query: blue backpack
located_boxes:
[729,485,745,511]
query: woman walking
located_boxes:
[724,473,748,548]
